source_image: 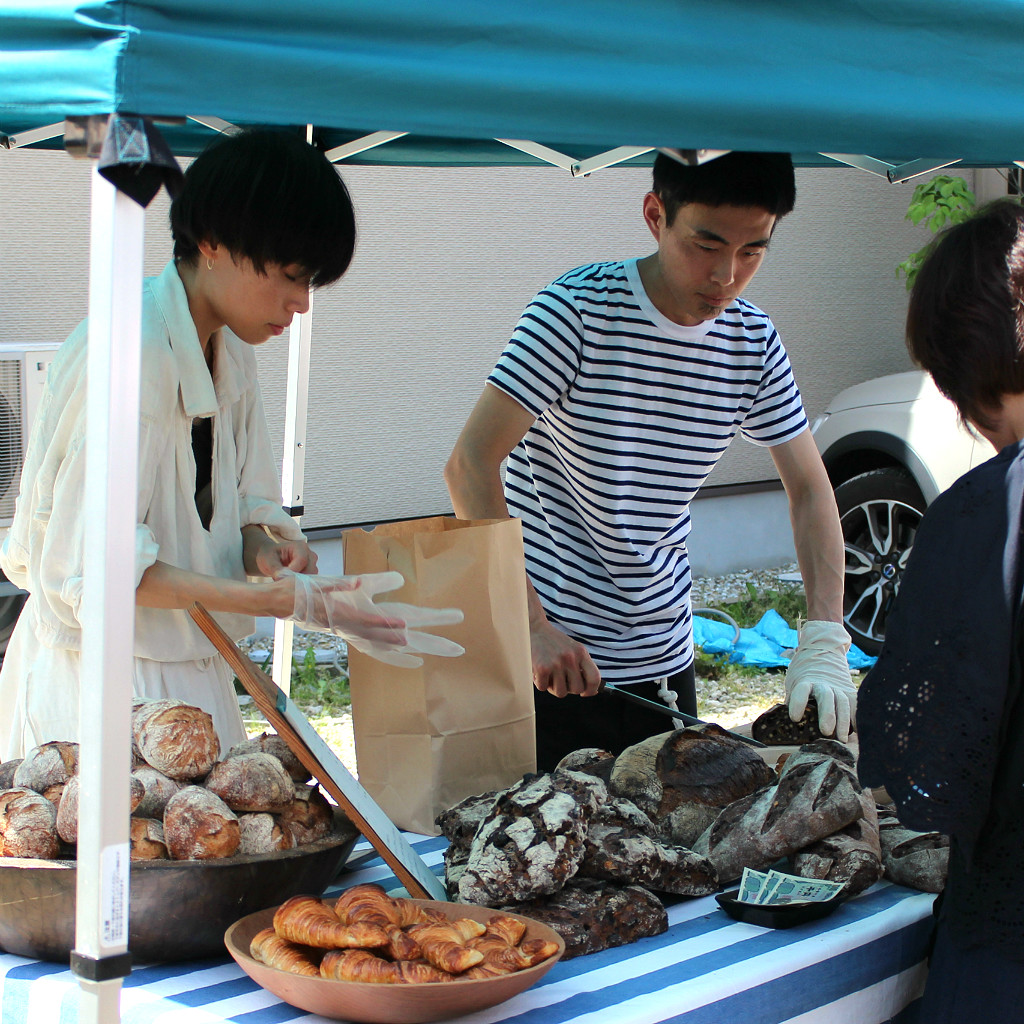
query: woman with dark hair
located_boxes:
[858,199,1024,1020]
[0,129,456,758]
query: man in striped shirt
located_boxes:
[446,151,853,770]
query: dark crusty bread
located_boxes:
[792,797,883,897]
[500,878,667,959]
[0,789,61,859]
[13,741,79,793]
[132,766,182,819]
[204,752,294,812]
[751,699,825,745]
[163,785,240,860]
[0,760,23,789]
[877,807,950,893]
[275,784,333,845]
[238,812,296,855]
[133,699,220,781]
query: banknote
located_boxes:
[757,869,845,905]
[737,867,771,904]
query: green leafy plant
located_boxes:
[897,175,976,289]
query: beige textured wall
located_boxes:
[1,150,938,529]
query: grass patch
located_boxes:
[708,580,808,630]
[235,646,352,716]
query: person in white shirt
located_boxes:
[0,129,446,758]
[446,151,852,769]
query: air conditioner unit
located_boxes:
[0,344,59,530]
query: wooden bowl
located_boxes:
[0,812,358,963]
[224,898,566,1024]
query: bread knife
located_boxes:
[601,682,766,748]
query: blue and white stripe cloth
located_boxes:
[0,832,933,1024]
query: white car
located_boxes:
[812,370,995,654]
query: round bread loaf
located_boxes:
[205,752,294,812]
[238,812,296,855]
[13,741,79,793]
[0,790,61,859]
[56,775,80,843]
[0,760,23,789]
[226,733,309,783]
[163,786,240,860]
[132,766,182,818]
[0,787,37,816]
[133,699,220,781]
[129,818,169,861]
[276,784,333,845]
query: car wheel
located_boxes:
[833,467,926,656]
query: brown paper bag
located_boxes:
[342,516,535,835]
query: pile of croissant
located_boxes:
[250,882,559,983]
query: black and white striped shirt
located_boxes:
[487,259,807,682]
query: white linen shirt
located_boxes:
[0,260,304,661]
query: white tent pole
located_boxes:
[73,166,145,1024]
[271,294,313,694]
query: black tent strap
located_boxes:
[97,115,184,208]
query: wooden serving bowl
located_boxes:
[225,898,566,1024]
[0,812,358,963]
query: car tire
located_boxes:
[833,467,926,656]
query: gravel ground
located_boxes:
[238,563,806,776]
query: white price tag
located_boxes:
[100,843,130,948]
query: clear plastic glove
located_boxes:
[283,569,465,668]
[784,620,856,741]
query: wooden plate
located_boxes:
[224,898,566,1024]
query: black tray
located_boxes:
[715,888,846,929]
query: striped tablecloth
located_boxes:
[0,832,934,1024]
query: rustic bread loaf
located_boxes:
[132,766,182,819]
[275,784,333,845]
[13,741,79,793]
[133,699,220,781]
[580,823,719,896]
[238,812,296,855]
[55,775,80,843]
[696,740,866,883]
[792,797,883,897]
[0,760,23,789]
[0,787,36,815]
[609,724,776,820]
[662,801,721,849]
[751,699,825,745]
[163,785,240,860]
[205,752,294,812]
[877,808,950,893]
[226,732,309,783]
[501,878,667,959]
[129,818,169,860]
[0,790,61,859]
[555,748,616,783]
[458,772,605,906]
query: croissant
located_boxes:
[384,924,421,961]
[466,935,527,973]
[249,927,321,977]
[274,895,389,950]
[404,922,485,974]
[394,896,448,927]
[334,883,403,927]
[484,914,527,946]
[462,962,510,980]
[519,937,560,966]
[320,949,453,984]
[394,959,455,984]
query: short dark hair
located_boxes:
[905,200,1024,431]
[170,128,356,287]
[652,151,796,226]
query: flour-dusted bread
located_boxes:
[696,740,867,883]
[275,784,333,845]
[877,808,950,893]
[13,741,79,793]
[609,725,776,820]
[792,797,883,898]
[226,732,310,784]
[130,818,169,861]
[662,801,722,849]
[238,812,296,855]
[132,766,182,819]
[56,775,80,843]
[458,771,606,906]
[555,748,617,783]
[205,752,294,813]
[163,785,240,860]
[580,823,719,896]
[501,878,667,959]
[0,790,61,859]
[0,760,23,789]
[133,699,220,781]
[751,699,825,745]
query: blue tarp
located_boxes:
[5,1,1024,164]
[694,610,877,671]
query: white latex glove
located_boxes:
[784,620,856,741]
[283,569,465,668]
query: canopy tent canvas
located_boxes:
[4,3,1024,1022]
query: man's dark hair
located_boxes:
[906,199,1024,432]
[652,151,796,226]
[170,128,356,287]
